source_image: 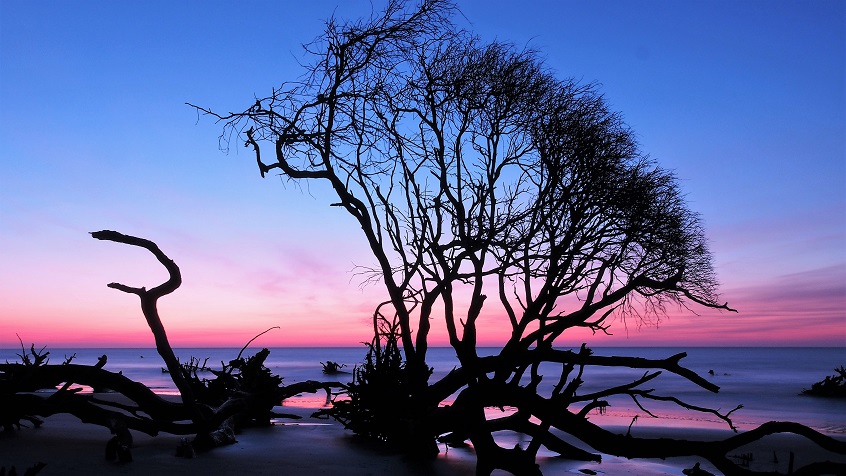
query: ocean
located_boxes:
[3,346,844,435]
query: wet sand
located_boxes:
[1,405,844,475]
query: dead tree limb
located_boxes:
[0,363,186,423]
[0,362,195,436]
[89,230,201,422]
[462,378,846,476]
[3,231,349,461]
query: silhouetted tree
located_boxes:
[192,1,845,474]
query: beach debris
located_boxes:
[321,361,347,374]
[0,463,46,476]
[105,418,133,463]
[164,355,216,382]
[13,337,49,368]
[682,462,716,476]
[175,437,196,458]
[438,432,471,448]
[728,452,754,468]
[626,415,638,437]
[198,417,237,448]
[802,366,846,398]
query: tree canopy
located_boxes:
[197,0,730,363]
[190,2,846,475]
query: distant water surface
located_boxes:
[2,346,843,434]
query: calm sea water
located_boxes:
[3,346,844,434]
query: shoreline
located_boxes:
[3,402,845,476]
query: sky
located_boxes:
[1,1,844,349]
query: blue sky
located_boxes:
[1,1,844,347]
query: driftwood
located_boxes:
[432,351,846,475]
[89,230,200,413]
[321,361,347,374]
[1,231,342,460]
[802,366,846,398]
[325,316,846,476]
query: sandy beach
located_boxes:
[3,402,845,476]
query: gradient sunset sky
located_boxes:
[1,1,844,348]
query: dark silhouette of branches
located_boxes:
[191,1,842,474]
[90,230,200,418]
[2,232,343,461]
